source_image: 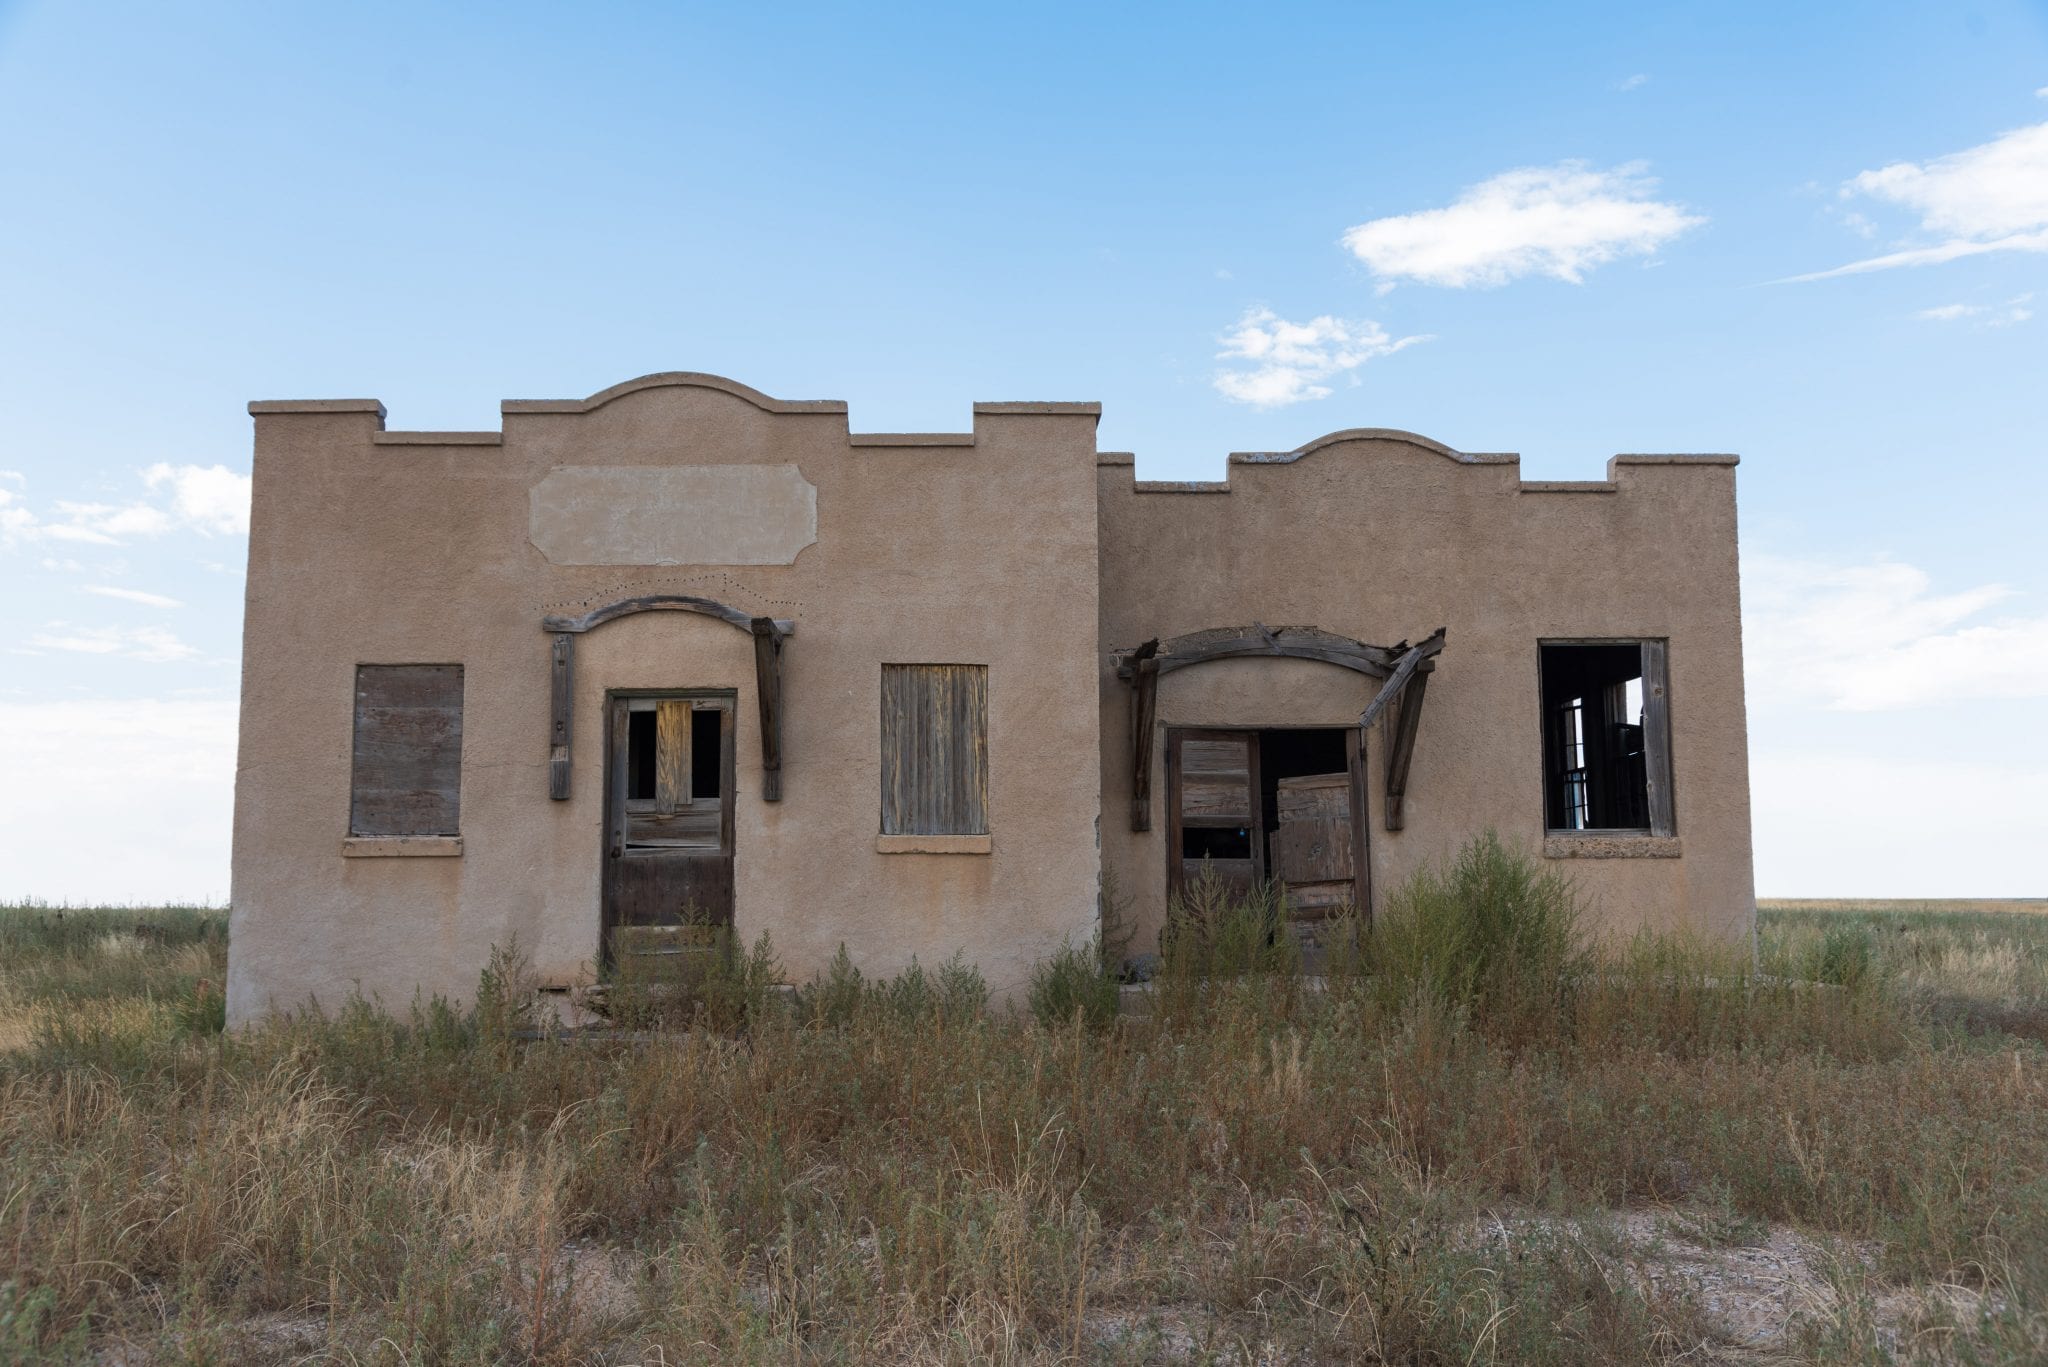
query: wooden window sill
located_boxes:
[343,836,464,858]
[876,834,992,855]
[1542,834,1680,860]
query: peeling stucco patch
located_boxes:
[529,465,818,566]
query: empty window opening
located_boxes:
[1541,644,1650,831]
[619,695,731,852]
[692,705,722,800]
[627,708,657,801]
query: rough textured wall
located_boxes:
[228,376,1102,1023]
[1096,431,1755,952]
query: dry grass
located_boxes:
[3,864,2047,1363]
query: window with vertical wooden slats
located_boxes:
[880,664,989,836]
[349,664,464,837]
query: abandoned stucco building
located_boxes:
[225,371,1754,1023]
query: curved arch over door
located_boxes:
[1111,623,1444,832]
[541,595,795,802]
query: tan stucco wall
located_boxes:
[1096,431,1756,952]
[228,375,1103,1024]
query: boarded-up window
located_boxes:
[880,664,988,836]
[350,664,464,837]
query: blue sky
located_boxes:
[2,1,2044,901]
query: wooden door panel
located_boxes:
[604,696,735,972]
[1179,736,1254,823]
[1273,771,1355,920]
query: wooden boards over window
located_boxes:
[350,665,463,838]
[880,664,989,836]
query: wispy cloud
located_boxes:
[26,622,201,663]
[1912,292,2033,325]
[1341,161,1702,288]
[84,585,184,609]
[0,464,252,548]
[1212,308,1429,408]
[144,463,251,535]
[1743,553,2048,711]
[1617,73,1649,92]
[1784,120,2048,281]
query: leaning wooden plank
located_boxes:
[1356,628,1447,730]
[655,699,692,814]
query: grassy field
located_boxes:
[4,861,2047,1364]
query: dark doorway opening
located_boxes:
[1165,726,1366,928]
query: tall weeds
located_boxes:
[3,868,2046,1362]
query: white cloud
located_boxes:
[0,463,252,548]
[52,500,173,539]
[144,463,252,535]
[1743,552,2048,711]
[1212,308,1429,407]
[1617,73,1649,92]
[1911,292,2032,325]
[84,585,184,609]
[0,699,236,902]
[1340,161,1703,287]
[0,485,35,545]
[26,622,201,663]
[1787,120,2048,280]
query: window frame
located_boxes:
[1536,639,1674,839]
[347,662,465,842]
[879,663,990,839]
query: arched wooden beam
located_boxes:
[1113,623,1399,681]
[1111,623,1444,832]
[541,595,795,802]
[542,594,795,637]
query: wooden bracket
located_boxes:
[1382,662,1432,831]
[1127,640,1160,831]
[751,617,786,802]
[548,633,574,800]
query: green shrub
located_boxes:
[1028,937,1119,1030]
[1367,830,1587,1036]
[1806,922,1880,989]
[796,944,867,1029]
[1159,865,1299,982]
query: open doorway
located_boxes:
[1165,726,1366,934]
[602,690,737,974]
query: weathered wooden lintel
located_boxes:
[1113,624,1446,833]
[542,595,794,802]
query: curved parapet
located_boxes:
[1102,427,1738,494]
[1231,427,1516,467]
[502,371,850,416]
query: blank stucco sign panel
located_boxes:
[528,464,818,566]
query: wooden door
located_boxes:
[603,693,736,969]
[1166,729,1262,901]
[1271,772,1357,920]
